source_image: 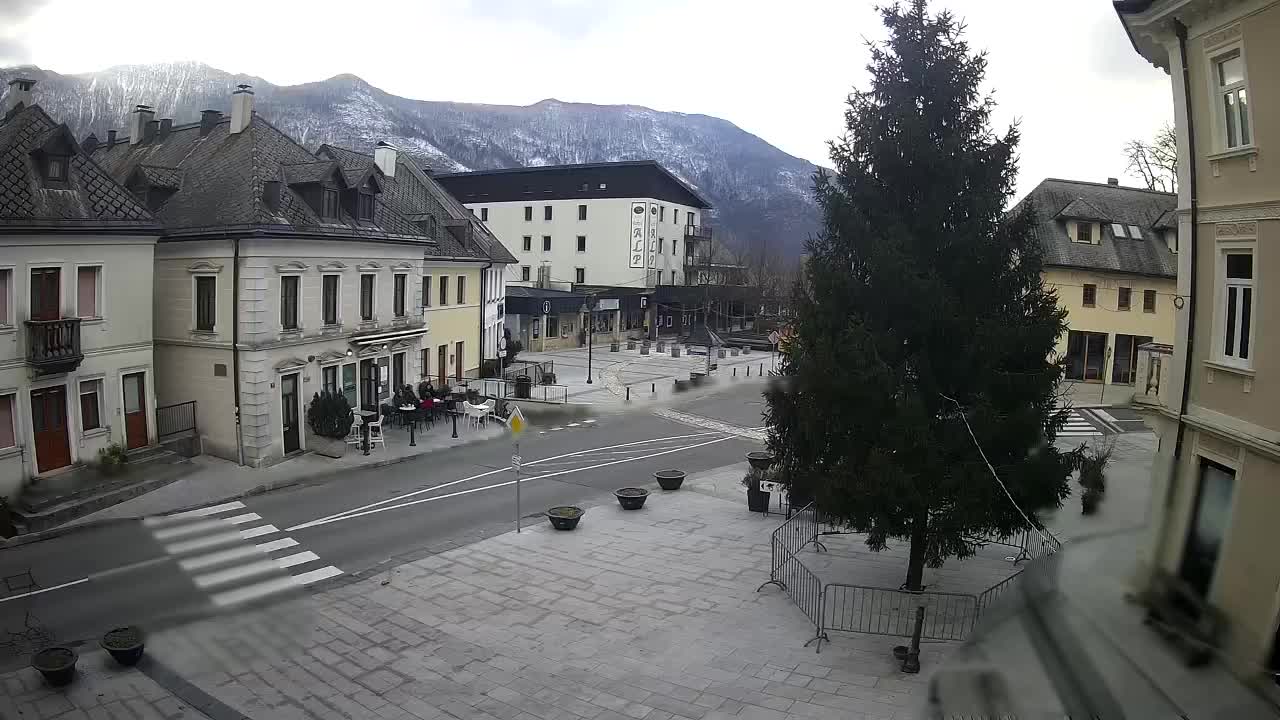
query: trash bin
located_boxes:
[515,375,533,399]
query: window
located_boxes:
[599,183,607,190]
[195,276,216,332]
[1216,52,1250,149]
[524,206,532,221]
[341,363,357,408]
[670,270,677,285]
[522,236,532,252]
[322,365,338,395]
[672,239,677,256]
[666,315,672,327]
[1112,334,1154,384]
[77,266,100,318]
[0,394,14,449]
[1144,289,1157,313]
[457,275,466,304]
[660,206,665,221]
[1166,230,1179,253]
[393,352,405,391]
[439,275,449,306]
[79,380,102,432]
[658,238,665,254]
[0,268,10,326]
[421,348,430,379]
[280,275,299,330]
[357,192,375,221]
[576,236,586,252]
[1221,251,1253,363]
[1082,284,1097,307]
[544,206,553,221]
[1128,225,1143,239]
[480,207,488,221]
[322,275,339,325]
[521,266,531,282]
[578,204,587,221]
[322,189,340,218]
[542,236,552,252]
[360,274,375,321]
[575,268,585,284]
[47,156,67,182]
[1076,222,1093,244]
[1118,287,1131,311]
[421,276,431,308]
[1112,223,1127,238]
[393,274,407,317]
[1180,460,1236,596]
[675,210,681,225]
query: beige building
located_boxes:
[1016,177,1178,394]
[1119,0,1280,691]
[90,88,513,468]
[0,80,160,498]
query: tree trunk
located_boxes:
[904,512,928,591]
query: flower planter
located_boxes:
[1081,490,1101,515]
[730,348,740,356]
[718,348,726,358]
[101,626,145,666]
[610,342,620,352]
[747,486,770,512]
[742,347,752,355]
[614,487,649,510]
[671,347,681,358]
[746,451,775,471]
[547,506,583,530]
[654,469,685,491]
[627,340,637,350]
[640,346,650,355]
[31,647,77,687]
[656,341,666,352]
[310,434,347,459]
[97,462,126,477]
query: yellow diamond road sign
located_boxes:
[508,405,527,436]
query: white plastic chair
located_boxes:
[366,417,386,451]
[345,415,363,447]
[481,399,497,427]
[464,402,486,429]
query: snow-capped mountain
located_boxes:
[1,61,820,256]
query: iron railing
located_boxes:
[684,225,713,241]
[156,401,197,439]
[823,585,979,642]
[965,526,1062,564]
[25,318,82,373]
[758,502,829,649]
[461,378,568,405]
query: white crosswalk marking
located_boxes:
[1055,406,1104,438]
[144,501,342,609]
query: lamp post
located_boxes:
[580,298,594,384]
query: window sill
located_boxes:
[358,320,379,330]
[320,324,343,335]
[81,317,105,326]
[0,445,21,461]
[0,324,14,335]
[1205,359,1255,377]
[1207,145,1258,162]
[82,427,110,440]
[190,329,218,339]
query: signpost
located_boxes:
[508,405,527,532]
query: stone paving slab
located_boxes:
[0,648,206,720]
[125,489,945,720]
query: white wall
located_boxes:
[468,197,703,289]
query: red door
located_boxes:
[438,345,447,387]
[454,341,464,383]
[29,268,60,320]
[31,386,71,473]
[122,372,148,450]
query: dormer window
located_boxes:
[322,189,340,218]
[1076,222,1092,244]
[47,156,67,182]
[357,192,375,221]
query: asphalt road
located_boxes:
[0,391,761,666]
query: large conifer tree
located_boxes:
[765,0,1073,591]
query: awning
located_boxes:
[351,326,431,346]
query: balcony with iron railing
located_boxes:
[1133,341,1174,410]
[25,318,83,374]
[684,224,713,241]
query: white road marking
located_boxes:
[152,519,228,541]
[210,575,300,607]
[224,513,263,526]
[292,566,343,585]
[164,531,245,555]
[583,419,596,424]
[238,524,279,540]
[286,431,723,532]
[194,559,280,589]
[568,422,580,427]
[1095,410,1119,424]
[143,501,245,526]
[179,545,262,572]
[255,537,299,553]
[291,435,737,531]
[0,577,88,603]
[274,551,319,569]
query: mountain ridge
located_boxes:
[1,61,820,256]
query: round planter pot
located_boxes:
[747,486,770,512]
[100,626,145,666]
[1081,495,1100,515]
[311,434,348,459]
[730,348,740,356]
[640,346,650,355]
[614,487,650,510]
[746,451,775,471]
[717,349,727,358]
[610,342,620,352]
[671,348,681,358]
[627,340,637,350]
[547,506,583,530]
[31,647,77,687]
[98,462,126,477]
[656,341,666,352]
[743,347,752,355]
[654,470,685,491]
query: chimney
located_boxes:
[374,141,397,178]
[144,119,159,143]
[1107,177,1119,186]
[230,84,254,135]
[129,105,154,145]
[199,109,221,136]
[82,133,99,154]
[158,118,173,140]
[4,78,35,116]
[107,129,117,145]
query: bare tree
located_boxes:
[1124,123,1178,192]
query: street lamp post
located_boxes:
[581,299,594,384]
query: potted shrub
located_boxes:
[101,626,145,666]
[1081,488,1102,515]
[506,339,523,364]
[306,391,353,459]
[730,347,740,356]
[671,346,681,358]
[627,340,636,350]
[547,506,583,530]
[656,340,666,352]
[1077,442,1112,514]
[743,468,772,512]
[610,341,620,352]
[614,487,649,510]
[97,442,128,476]
[640,343,650,356]
[654,469,685,491]
[746,451,775,471]
[31,647,77,686]
[718,348,727,358]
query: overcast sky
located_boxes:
[2,0,1171,198]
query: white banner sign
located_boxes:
[629,202,646,269]
[648,203,659,268]
[596,298,619,311]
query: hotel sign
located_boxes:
[629,202,646,269]
[648,203,659,268]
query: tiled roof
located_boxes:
[281,161,338,186]
[133,164,183,190]
[1015,178,1177,279]
[0,104,156,231]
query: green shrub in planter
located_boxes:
[307,391,353,439]
[97,443,128,476]
[1078,442,1113,494]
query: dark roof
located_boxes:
[0,104,156,232]
[1015,178,1177,279]
[435,160,712,209]
[131,164,183,190]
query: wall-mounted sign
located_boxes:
[542,300,551,315]
[597,298,620,311]
[648,203,659,268]
[629,202,646,269]
[640,296,648,308]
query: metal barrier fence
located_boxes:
[462,378,569,405]
[156,401,196,439]
[761,506,1064,652]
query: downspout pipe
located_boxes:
[232,236,244,466]
[1173,18,1199,461]
[480,260,492,377]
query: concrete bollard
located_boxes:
[626,386,630,401]
[747,365,751,377]
[733,367,736,377]
[731,347,740,356]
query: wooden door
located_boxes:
[122,372,148,450]
[31,386,71,473]
[280,373,300,454]
[438,345,447,386]
[454,341,464,383]
[29,268,60,320]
